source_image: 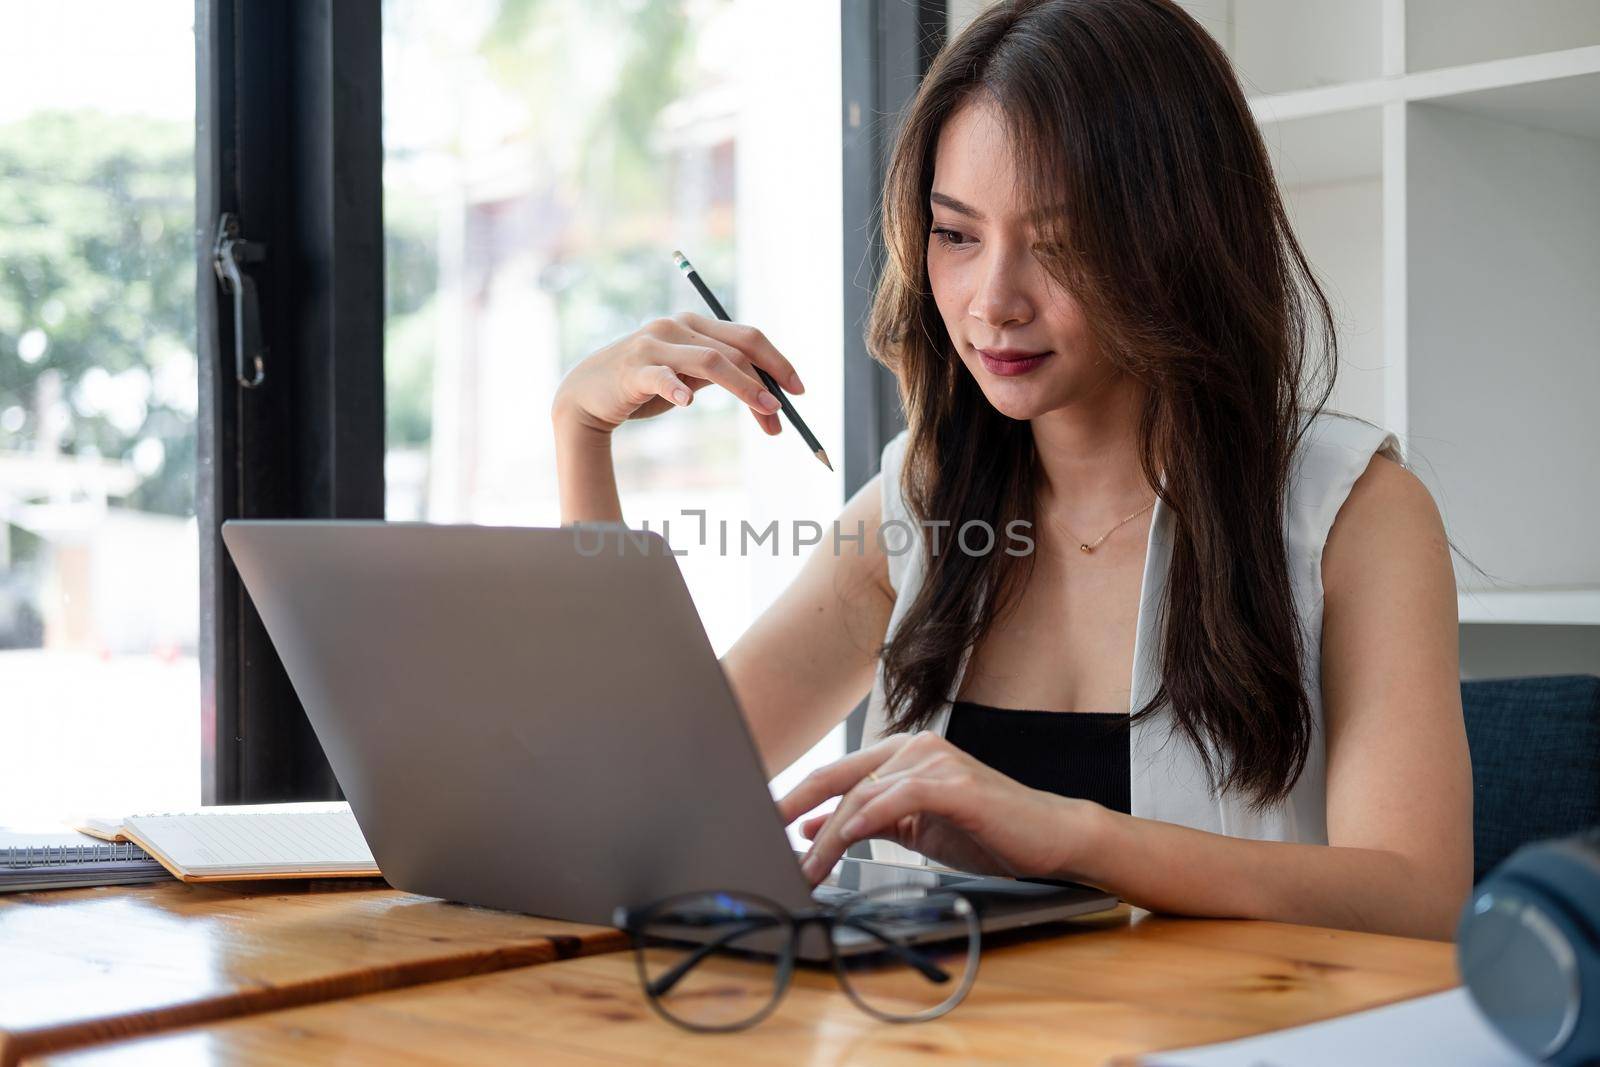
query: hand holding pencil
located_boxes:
[673,251,832,470]
[551,264,826,469]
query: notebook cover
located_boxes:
[119,818,381,883]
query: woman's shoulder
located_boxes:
[1285,409,1405,552]
[877,427,913,520]
[1287,409,1445,583]
[1318,425,1453,649]
[1293,409,1401,473]
[877,428,916,592]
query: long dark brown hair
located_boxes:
[869,0,1339,808]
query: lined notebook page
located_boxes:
[80,800,353,841]
[125,811,377,876]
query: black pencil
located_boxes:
[672,250,833,472]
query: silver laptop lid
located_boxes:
[221,520,815,923]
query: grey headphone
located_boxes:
[1458,829,1600,1064]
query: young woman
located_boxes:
[552,0,1472,940]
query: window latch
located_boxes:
[211,213,267,389]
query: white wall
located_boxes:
[1406,102,1600,590]
[1462,625,1600,679]
[1407,0,1600,71]
[1285,179,1386,425]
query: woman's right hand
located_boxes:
[551,310,806,437]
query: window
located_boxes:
[2,1,903,814]
[0,3,199,822]
[382,0,847,816]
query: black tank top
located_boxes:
[944,701,1131,814]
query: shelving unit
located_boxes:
[1458,588,1600,627]
[947,0,1600,665]
[1185,0,1600,645]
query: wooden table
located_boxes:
[21,905,1460,1066]
[0,878,623,1067]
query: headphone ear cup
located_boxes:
[1457,832,1600,1066]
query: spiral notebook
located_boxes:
[77,802,381,883]
[0,830,171,893]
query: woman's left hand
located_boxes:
[777,732,1098,886]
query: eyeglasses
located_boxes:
[612,884,980,1032]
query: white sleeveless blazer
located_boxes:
[861,410,1401,864]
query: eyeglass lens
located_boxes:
[633,891,794,1031]
[830,887,980,1021]
[632,886,980,1031]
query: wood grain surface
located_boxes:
[0,879,624,1066]
[23,905,1459,1066]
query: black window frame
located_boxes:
[840,0,945,754]
[196,0,385,802]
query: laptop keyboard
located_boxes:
[811,883,857,904]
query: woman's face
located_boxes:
[926,98,1108,421]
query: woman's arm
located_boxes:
[553,416,625,524]
[1068,454,1471,938]
[552,310,802,525]
[552,429,895,772]
[554,419,894,776]
[719,475,897,776]
[549,314,897,778]
[783,454,1474,940]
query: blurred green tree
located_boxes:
[0,110,195,516]
[478,0,731,365]
[383,187,440,450]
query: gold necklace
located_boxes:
[1051,498,1155,554]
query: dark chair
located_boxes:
[1461,674,1600,883]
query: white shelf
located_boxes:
[1247,44,1600,124]
[1264,107,1386,427]
[1235,8,1600,630]
[1458,589,1600,626]
[1422,69,1600,141]
[950,1,1600,664]
[1249,78,1394,124]
[1406,44,1600,107]
[1405,91,1600,592]
[1258,106,1382,186]
[1182,0,1384,96]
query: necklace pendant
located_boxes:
[1079,543,1091,553]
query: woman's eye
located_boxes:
[930,226,971,249]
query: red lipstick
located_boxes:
[976,347,1052,377]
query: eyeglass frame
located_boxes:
[612,884,981,1033]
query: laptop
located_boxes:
[221,520,1117,956]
